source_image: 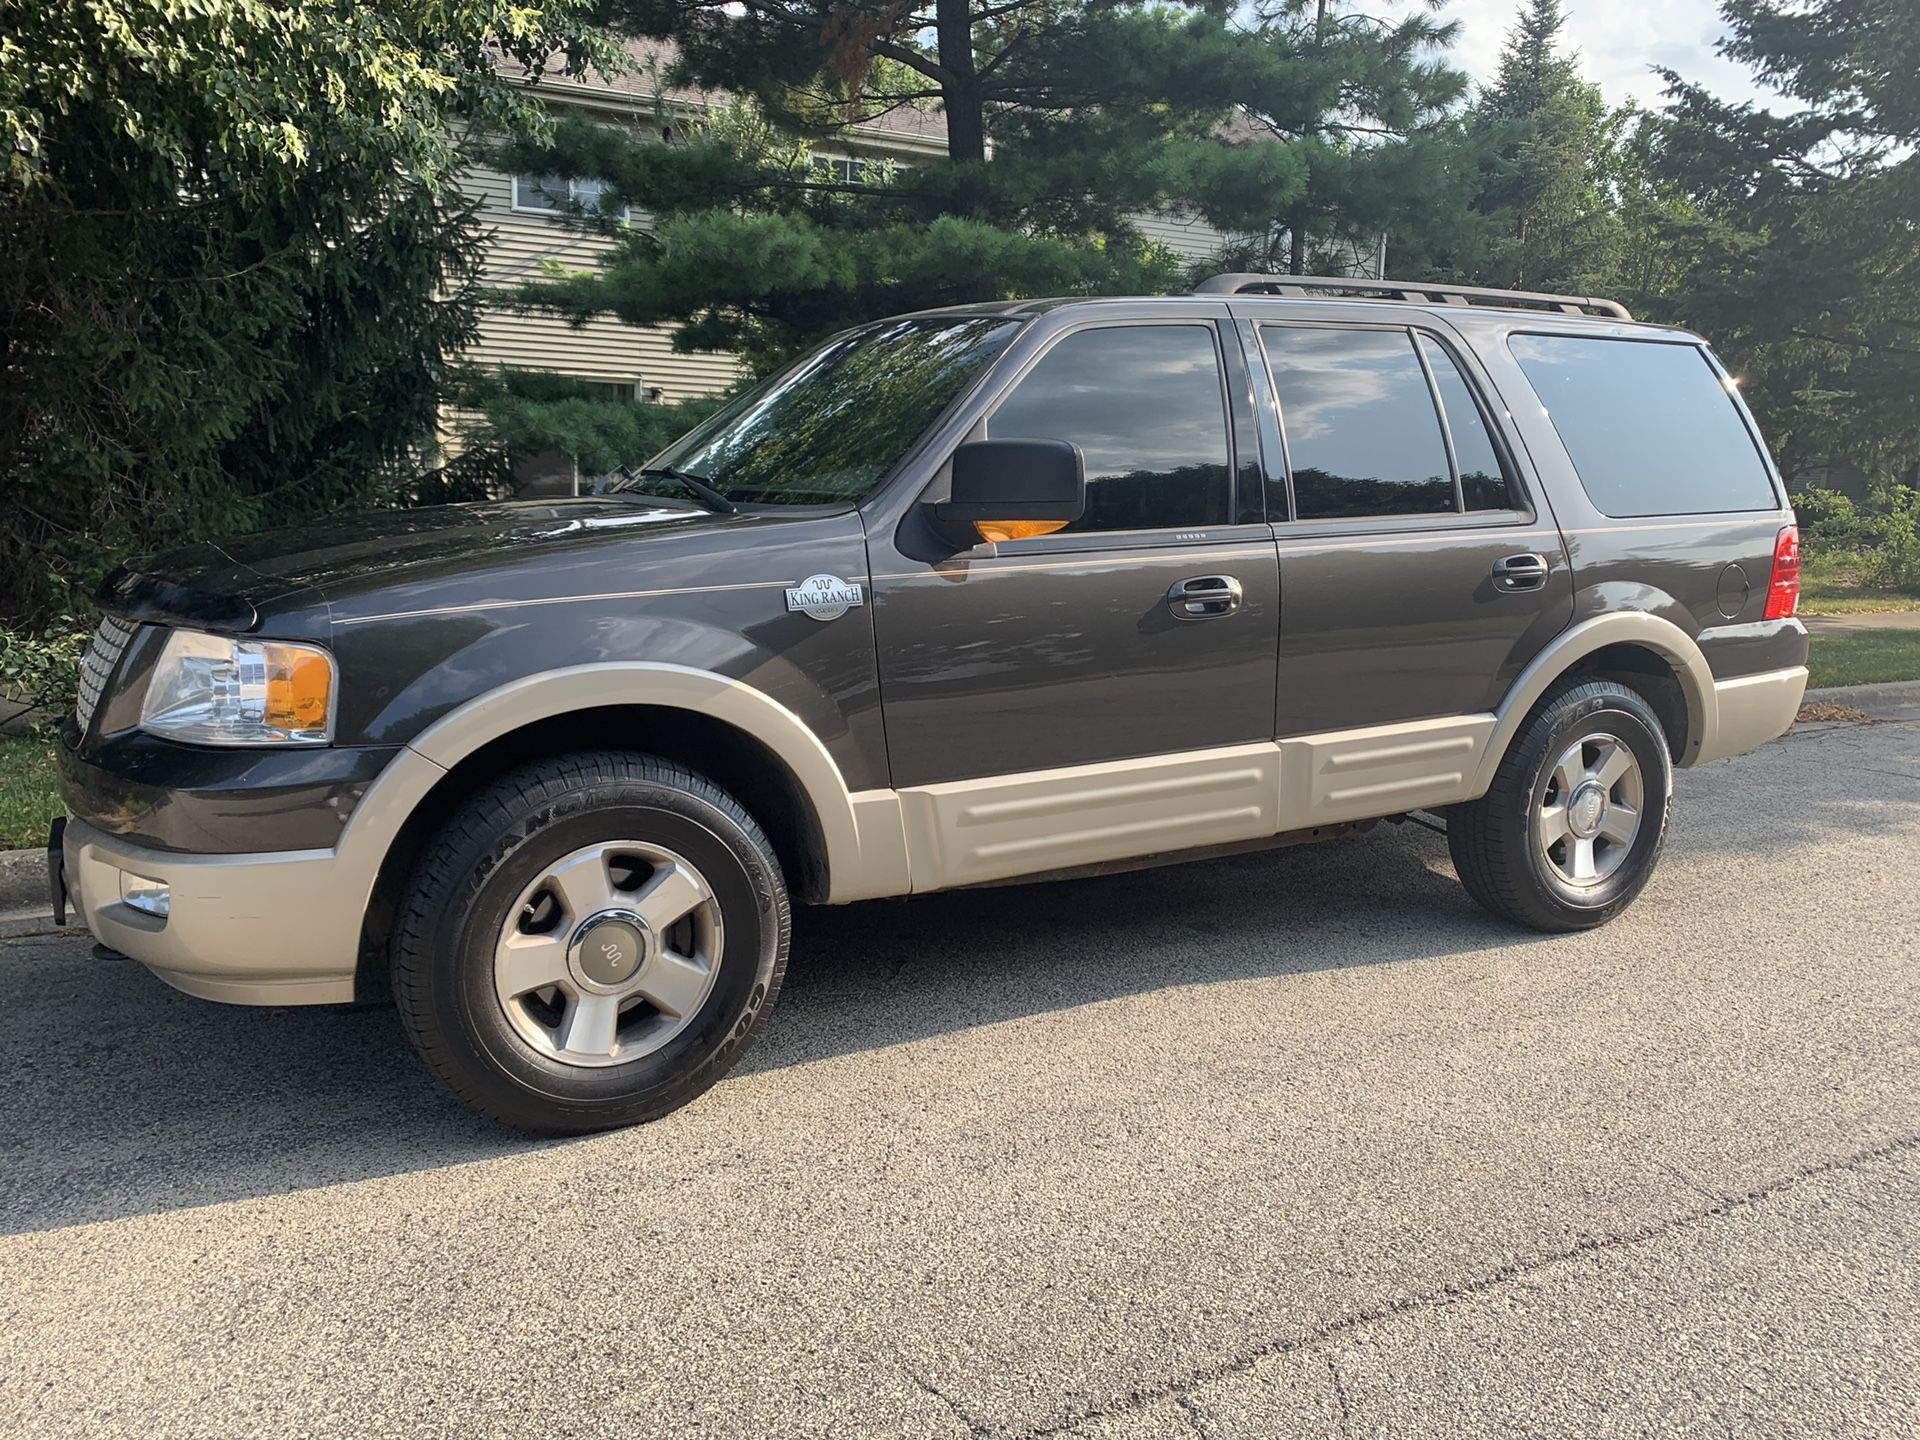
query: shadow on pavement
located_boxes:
[1,718,1909,1236]
[0,823,1517,1236]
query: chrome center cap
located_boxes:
[569,910,651,991]
[1568,781,1608,839]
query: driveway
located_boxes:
[1,716,1916,1438]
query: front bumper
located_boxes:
[60,816,362,1005]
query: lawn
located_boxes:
[0,734,61,851]
[1807,630,1920,689]
[1800,552,1920,615]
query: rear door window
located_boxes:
[1261,327,1455,520]
[1507,335,1778,517]
[1419,336,1514,512]
[988,324,1232,533]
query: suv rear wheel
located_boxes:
[393,752,789,1133]
[1448,679,1672,933]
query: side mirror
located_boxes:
[931,439,1086,546]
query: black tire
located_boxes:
[1448,679,1672,933]
[393,751,789,1134]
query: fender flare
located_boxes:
[339,663,909,910]
[1475,612,1716,793]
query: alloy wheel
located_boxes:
[492,840,724,1067]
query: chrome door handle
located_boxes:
[1168,574,1243,619]
[1491,553,1550,593]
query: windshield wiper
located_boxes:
[631,465,736,514]
[595,463,736,514]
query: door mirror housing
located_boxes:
[931,439,1086,546]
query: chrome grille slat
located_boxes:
[74,616,139,731]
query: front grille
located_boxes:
[74,615,140,732]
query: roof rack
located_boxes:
[1194,272,1632,321]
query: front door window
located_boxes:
[988,324,1233,534]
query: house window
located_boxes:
[809,155,906,188]
[512,174,629,219]
[570,379,640,403]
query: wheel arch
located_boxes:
[342,665,911,1000]
[1475,613,1716,795]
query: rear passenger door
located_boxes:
[1245,317,1573,736]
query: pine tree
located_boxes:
[1225,0,1467,277]
[1480,0,1579,123]
[491,0,1469,379]
[1441,0,1625,292]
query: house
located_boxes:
[455,50,1234,490]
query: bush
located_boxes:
[448,369,731,486]
[1792,481,1920,592]
[1792,487,1874,554]
[1869,483,1920,590]
[0,1,611,629]
[0,621,88,728]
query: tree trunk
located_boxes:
[1289,213,1307,275]
[936,0,987,171]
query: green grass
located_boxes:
[1807,630,1920,689]
[0,734,60,852]
[1800,552,1920,615]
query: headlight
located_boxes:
[140,630,336,746]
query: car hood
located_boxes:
[98,498,747,632]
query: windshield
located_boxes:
[627,315,1023,506]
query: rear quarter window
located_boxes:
[1507,334,1779,518]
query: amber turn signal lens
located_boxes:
[974,518,1072,543]
[264,648,334,731]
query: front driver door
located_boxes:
[868,314,1282,890]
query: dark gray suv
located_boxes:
[54,275,1809,1132]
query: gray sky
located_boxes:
[1418,0,1772,111]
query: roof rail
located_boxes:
[1194,272,1633,321]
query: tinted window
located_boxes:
[1262,327,1453,519]
[1419,336,1515,511]
[989,325,1231,532]
[1508,335,1777,517]
[641,316,1021,505]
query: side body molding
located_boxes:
[353,664,911,908]
[329,630,1724,927]
[1476,611,1716,792]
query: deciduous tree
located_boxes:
[0,0,606,625]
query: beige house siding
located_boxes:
[462,162,748,404]
[461,167,1238,412]
[1132,209,1233,264]
[452,67,1250,479]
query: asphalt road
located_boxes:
[2,715,1916,1439]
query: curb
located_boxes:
[1804,679,1920,700]
[1802,679,1920,723]
[0,845,49,915]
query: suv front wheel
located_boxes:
[1448,679,1672,933]
[393,752,789,1133]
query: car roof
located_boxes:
[895,293,1700,341]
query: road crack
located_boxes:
[914,1370,996,1438]
[1325,1351,1355,1438]
[1019,1131,1920,1439]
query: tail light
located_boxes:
[1763,524,1800,619]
